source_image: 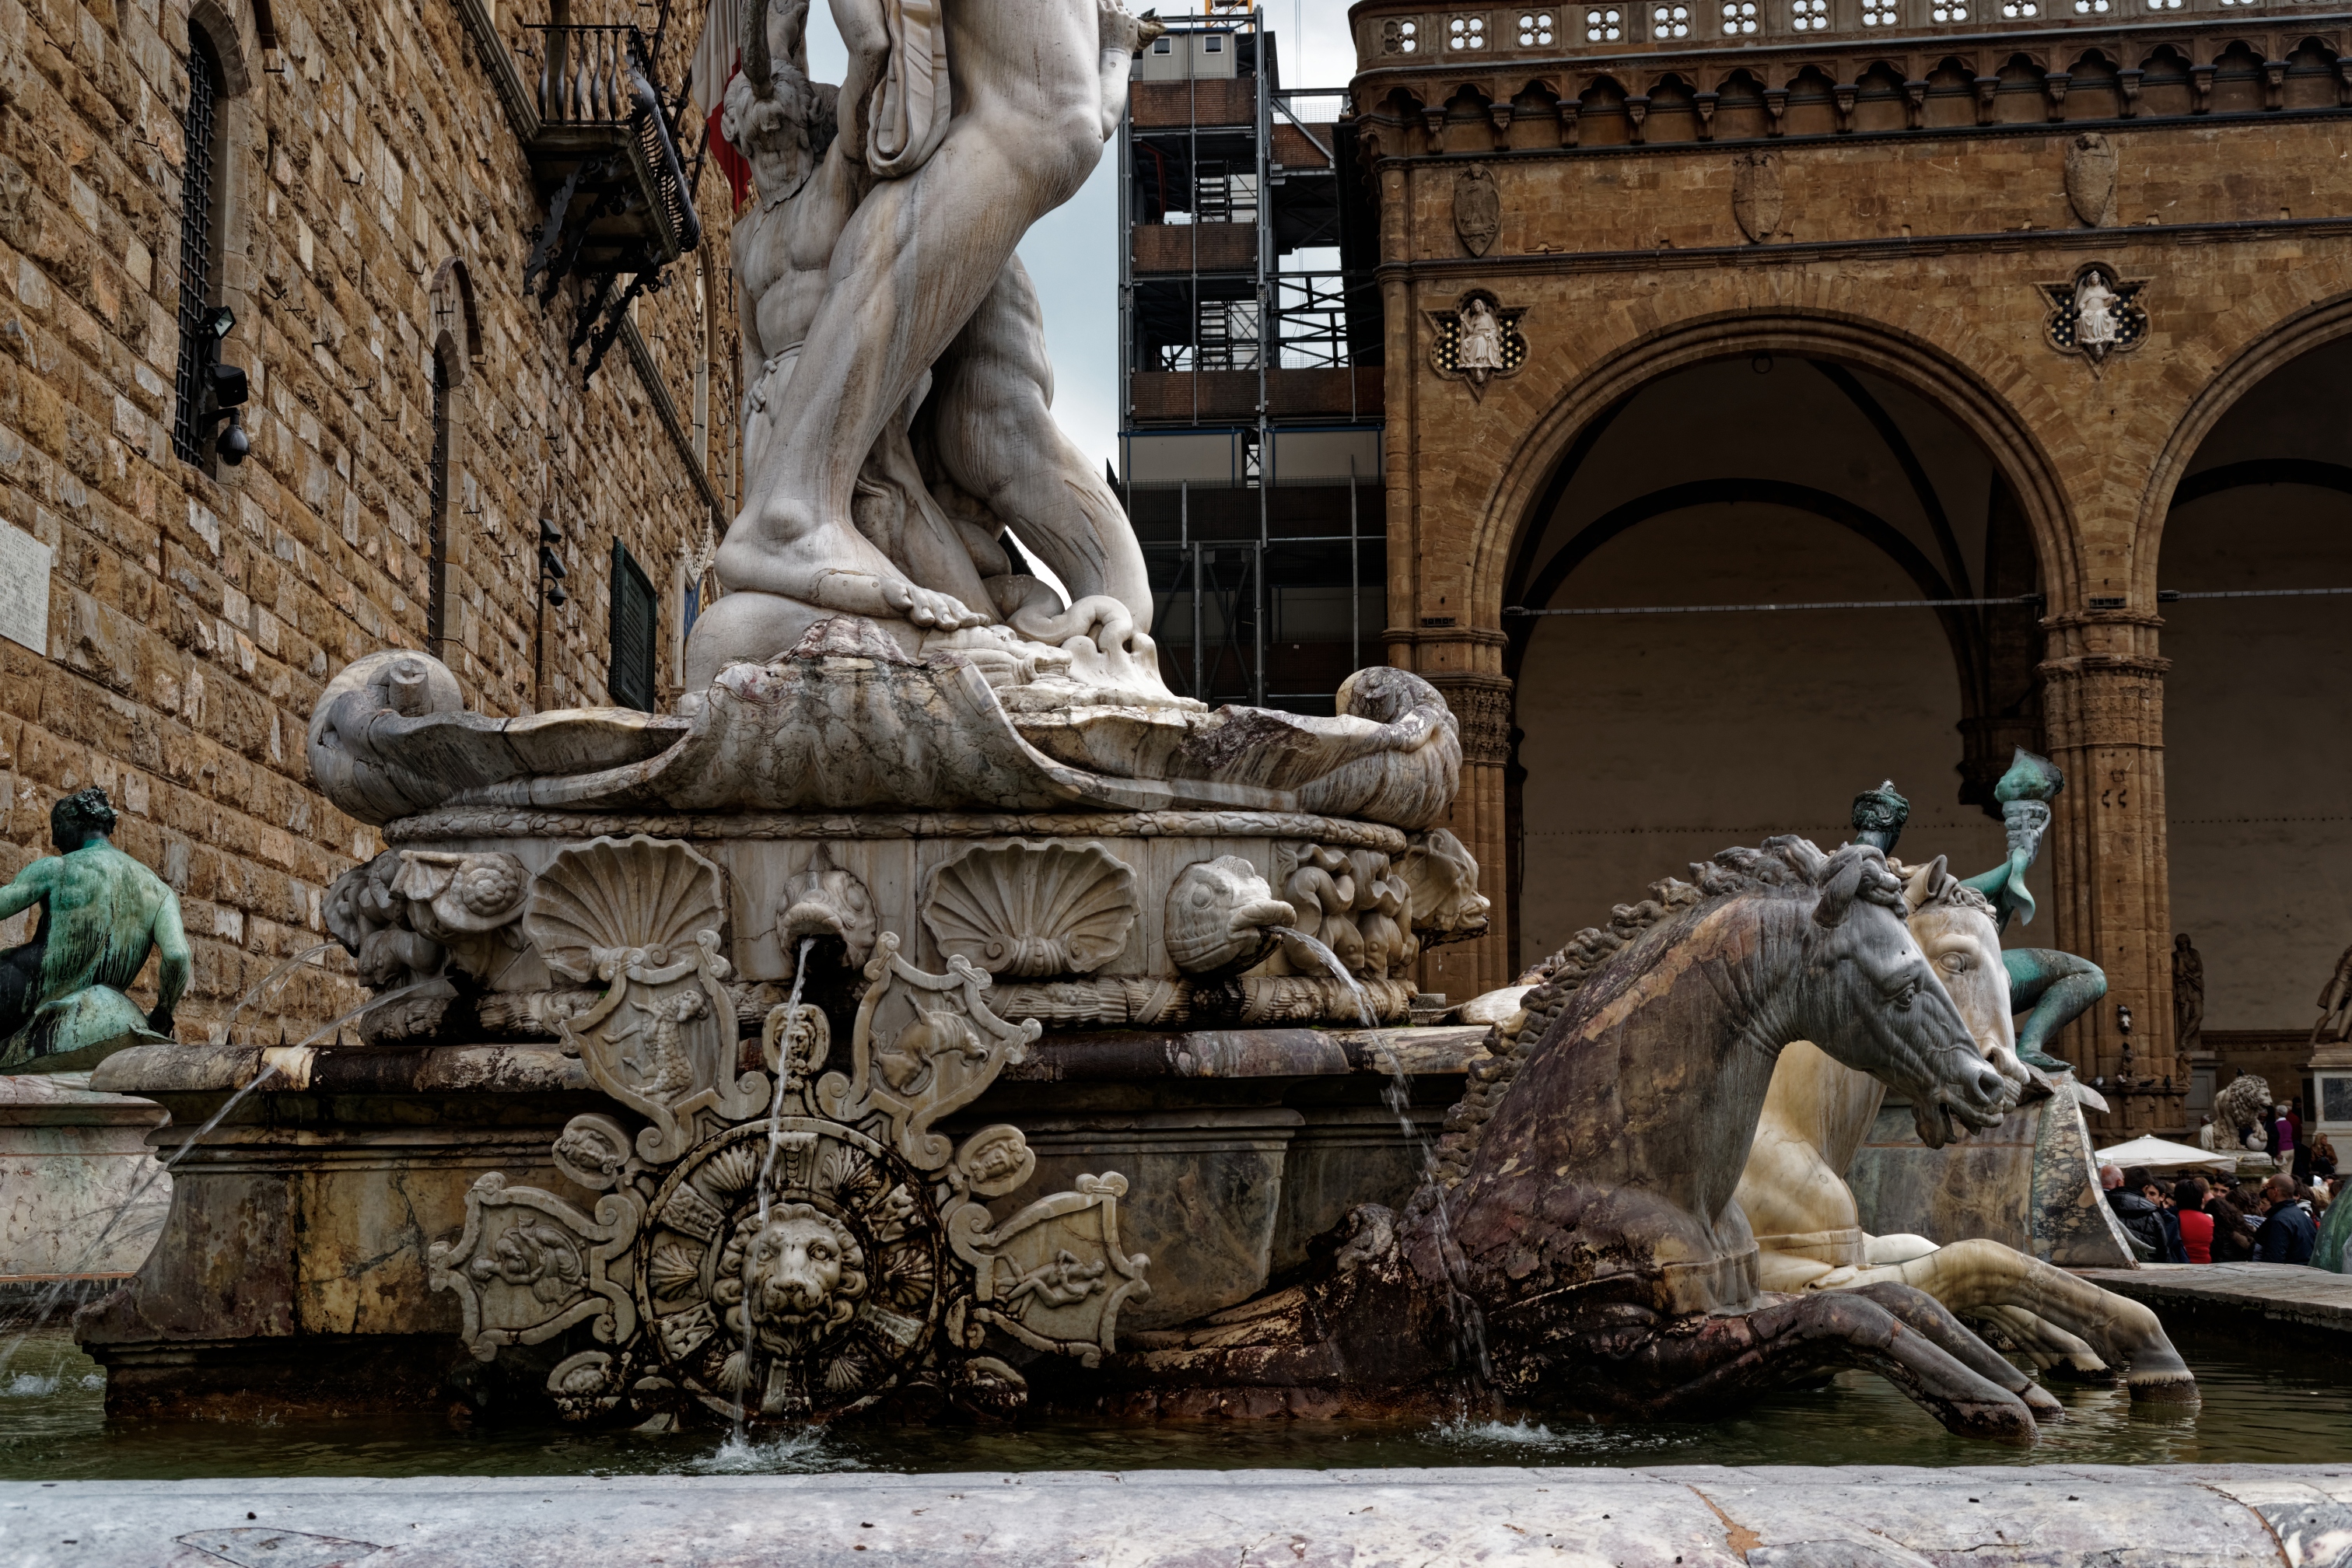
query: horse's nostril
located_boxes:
[1972,1066,2002,1102]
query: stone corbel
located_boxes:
[2189,61,2214,113]
[2042,71,2070,122]
[2118,67,2144,117]
[1764,86,1789,135]
[2263,58,2288,110]
[1902,79,1927,128]
[1625,94,1650,144]
[1694,90,1719,139]
[1973,75,2000,126]
[2336,55,2352,109]
[1488,101,1514,149]
[1422,104,1450,150]
[1554,95,1583,147]
[1831,82,1858,131]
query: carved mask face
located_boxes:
[735,1205,865,1346]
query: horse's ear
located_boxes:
[1815,855,1866,927]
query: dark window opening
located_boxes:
[609,540,658,711]
[427,348,453,649]
[170,30,223,467]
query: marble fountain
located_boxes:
[0,0,2298,1504]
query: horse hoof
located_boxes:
[2125,1369,2200,1405]
[1947,1395,2039,1446]
[2020,1381,2066,1423]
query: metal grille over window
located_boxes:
[1449,14,1487,47]
[1517,9,1556,43]
[427,352,452,651]
[1584,6,1622,40]
[1862,0,1897,23]
[1383,17,1419,50]
[1722,0,1760,31]
[608,541,659,712]
[1653,4,1692,37]
[1792,0,1829,30]
[170,33,221,467]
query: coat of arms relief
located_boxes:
[428,835,1150,1425]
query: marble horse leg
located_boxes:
[1863,1239,2196,1400]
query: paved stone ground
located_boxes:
[2074,1262,2352,1339]
[4,1465,2351,1566]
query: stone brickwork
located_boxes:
[0,0,738,1038]
[1351,7,2352,1129]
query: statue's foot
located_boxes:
[2018,1048,2074,1073]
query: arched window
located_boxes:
[427,344,455,650]
[170,30,225,467]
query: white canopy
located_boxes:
[2095,1135,2238,1174]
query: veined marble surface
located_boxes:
[2,1465,2348,1566]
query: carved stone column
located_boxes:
[1423,670,1514,1001]
[2039,619,2185,1136]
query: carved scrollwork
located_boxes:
[526,837,767,1164]
[429,922,1145,1430]
[817,932,1042,1171]
[426,1171,643,1360]
[947,1172,1151,1367]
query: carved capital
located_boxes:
[1425,676,1514,767]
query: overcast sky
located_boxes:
[801,4,1362,473]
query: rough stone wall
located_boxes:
[1353,14,2352,1130]
[0,0,738,1038]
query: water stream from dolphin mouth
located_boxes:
[1271,926,1495,1392]
[0,977,438,1377]
[731,936,817,1443]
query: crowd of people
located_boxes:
[2101,1160,2331,1265]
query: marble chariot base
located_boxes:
[5,1466,2349,1566]
[72,1026,1483,1419]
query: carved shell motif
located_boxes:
[920,842,1138,978]
[523,835,728,984]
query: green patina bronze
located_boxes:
[1850,751,2105,1074]
[0,787,190,1073]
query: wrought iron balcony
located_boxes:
[517,21,703,375]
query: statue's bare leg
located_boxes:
[929,257,1153,632]
[716,0,1111,628]
[1860,1239,2196,1401]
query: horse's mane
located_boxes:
[1892,856,1994,919]
[1426,837,1895,1195]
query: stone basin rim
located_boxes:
[383,807,1414,851]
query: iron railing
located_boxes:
[523,23,700,254]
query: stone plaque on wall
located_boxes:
[0,523,51,655]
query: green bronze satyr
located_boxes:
[0,786,190,1073]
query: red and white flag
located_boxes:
[690,0,753,208]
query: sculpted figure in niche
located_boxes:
[2074,272,2122,348]
[0,787,191,1069]
[1457,297,1506,373]
[689,0,1171,691]
[2314,939,2352,1044]
[2174,933,2204,1053]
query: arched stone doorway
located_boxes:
[1502,354,2044,971]
[2157,333,2352,1123]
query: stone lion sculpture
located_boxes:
[2206,1073,2272,1153]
